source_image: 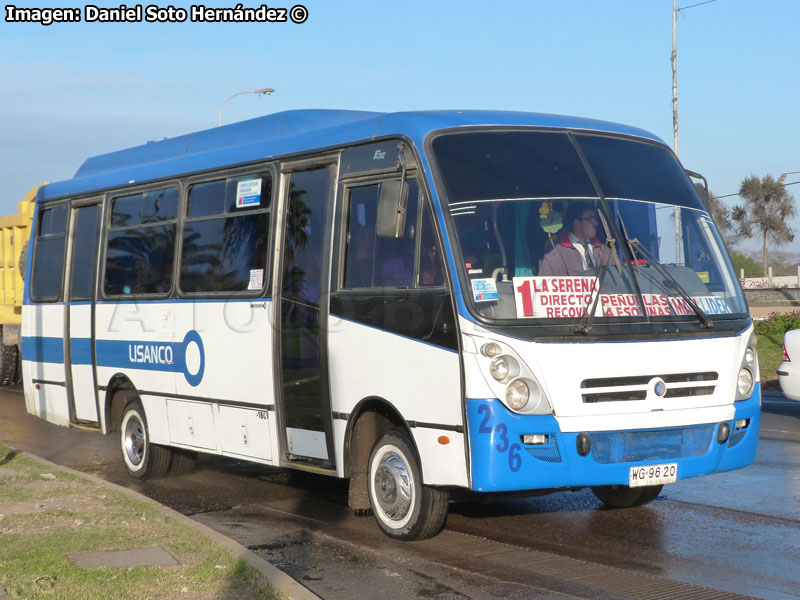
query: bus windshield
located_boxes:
[431,130,747,324]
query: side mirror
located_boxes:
[377,180,409,238]
[686,169,710,210]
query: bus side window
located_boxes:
[343,185,379,289]
[31,205,68,301]
[418,202,444,287]
[180,172,272,294]
[344,180,419,289]
[104,187,178,296]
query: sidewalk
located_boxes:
[750,305,800,319]
[0,443,318,600]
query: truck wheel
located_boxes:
[120,399,172,479]
[591,484,663,508]
[0,343,17,385]
[367,431,449,540]
[18,241,28,276]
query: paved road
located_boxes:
[2,387,799,599]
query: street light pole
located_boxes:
[218,87,275,126]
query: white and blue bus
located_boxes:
[22,110,759,540]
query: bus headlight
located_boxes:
[737,368,754,396]
[490,355,519,382]
[481,342,501,358]
[505,379,530,410]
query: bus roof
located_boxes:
[38,109,664,202]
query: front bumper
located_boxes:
[466,384,761,492]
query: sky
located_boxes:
[1,0,798,253]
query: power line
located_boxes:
[716,180,800,199]
[677,0,719,12]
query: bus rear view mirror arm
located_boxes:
[377,179,409,238]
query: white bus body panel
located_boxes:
[173,300,276,461]
[328,318,468,487]
[22,303,69,426]
[68,303,98,422]
[218,405,271,460]
[95,301,176,443]
[92,300,278,463]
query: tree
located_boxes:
[706,191,734,245]
[732,174,795,277]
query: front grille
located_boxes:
[583,391,647,403]
[664,386,715,398]
[590,425,715,464]
[581,371,718,403]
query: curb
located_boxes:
[7,446,320,600]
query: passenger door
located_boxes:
[275,163,336,468]
[65,201,102,425]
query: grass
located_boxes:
[757,332,783,387]
[0,444,286,600]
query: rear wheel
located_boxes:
[120,399,172,479]
[169,448,198,475]
[367,431,449,540]
[591,484,663,508]
[0,343,17,385]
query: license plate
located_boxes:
[629,463,678,487]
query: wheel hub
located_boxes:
[124,417,145,466]
[373,451,412,522]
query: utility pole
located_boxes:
[672,0,681,262]
[670,0,718,263]
[672,0,679,156]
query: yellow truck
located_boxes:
[0,183,40,384]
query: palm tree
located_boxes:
[732,174,795,276]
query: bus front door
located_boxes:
[65,202,102,425]
[276,164,336,469]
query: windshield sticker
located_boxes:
[471,278,499,303]
[248,269,264,290]
[512,277,731,319]
[468,268,483,275]
[236,178,262,208]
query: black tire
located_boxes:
[0,343,18,386]
[591,484,663,508]
[120,399,172,479]
[169,448,198,475]
[18,241,28,278]
[367,431,449,540]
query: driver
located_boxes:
[540,202,606,276]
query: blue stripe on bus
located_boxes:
[70,337,93,365]
[23,331,206,387]
[21,336,65,364]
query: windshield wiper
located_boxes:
[574,211,622,334]
[616,211,714,329]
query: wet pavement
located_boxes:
[2,386,800,599]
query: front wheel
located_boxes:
[367,431,449,540]
[591,484,663,508]
[120,400,172,479]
